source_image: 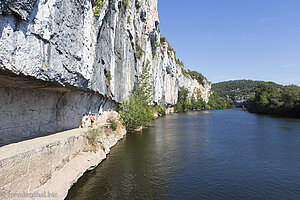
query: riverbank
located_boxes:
[0,111,126,200]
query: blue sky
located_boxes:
[158,0,300,85]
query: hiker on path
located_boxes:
[81,114,89,128]
[91,115,95,128]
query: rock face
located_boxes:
[0,0,211,145]
[0,71,115,146]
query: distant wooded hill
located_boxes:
[212,80,280,106]
[212,80,280,100]
[211,80,300,117]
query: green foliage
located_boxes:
[159,37,175,58]
[93,0,106,16]
[176,58,183,66]
[175,87,208,112]
[159,36,204,86]
[247,83,300,117]
[108,118,118,131]
[127,15,131,25]
[174,85,234,112]
[136,60,153,102]
[207,92,234,110]
[120,95,155,131]
[135,45,144,59]
[119,60,155,131]
[160,37,167,44]
[211,80,281,108]
[159,36,179,61]
[160,36,206,86]
[152,51,156,59]
[192,89,208,110]
[212,80,280,100]
[180,66,189,78]
[186,70,207,86]
[175,87,189,112]
[167,46,176,58]
[104,69,111,85]
[155,106,166,116]
[122,0,130,9]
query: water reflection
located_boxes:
[66,109,300,200]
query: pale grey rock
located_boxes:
[0,75,115,147]
[0,0,211,144]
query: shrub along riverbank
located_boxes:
[119,60,166,131]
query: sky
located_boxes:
[157,0,300,85]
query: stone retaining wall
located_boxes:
[0,111,126,200]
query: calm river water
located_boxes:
[66,109,300,200]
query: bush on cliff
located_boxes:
[120,60,155,131]
[122,0,130,9]
[93,0,106,16]
[186,70,207,86]
[136,45,144,59]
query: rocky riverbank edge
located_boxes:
[0,111,126,200]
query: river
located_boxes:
[66,109,300,200]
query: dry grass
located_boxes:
[83,127,102,153]
[83,116,125,152]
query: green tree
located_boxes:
[119,60,155,131]
[195,89,207,110]
[247,83,300,117]
[175,87,189,112]
[207,92,233,110]
[175,87,208,112]
[135,60,153,103]
[212,80,281,108]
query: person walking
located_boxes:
[81,114,88,128]
[91,115,95,128]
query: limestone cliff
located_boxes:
[0,0,211,145]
